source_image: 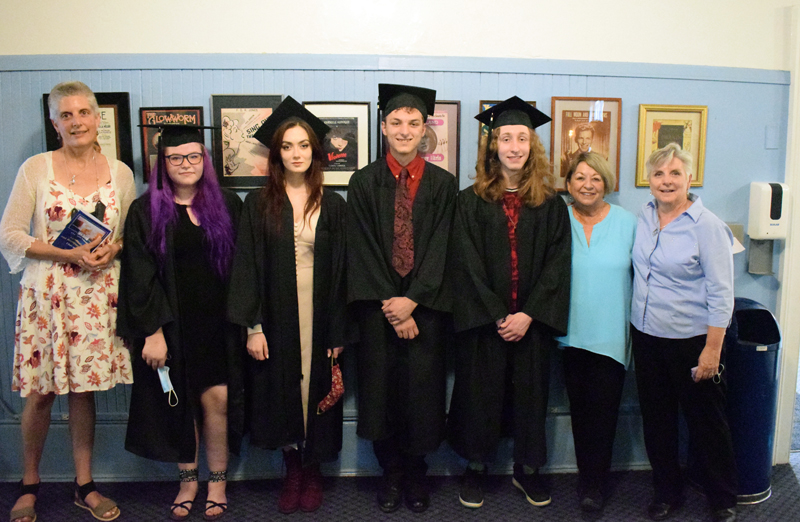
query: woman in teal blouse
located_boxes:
[556,152,636,513]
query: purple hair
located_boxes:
[146,148,236,277]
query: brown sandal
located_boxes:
[73,479,120,521]
[10,481,39,522]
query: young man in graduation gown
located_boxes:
[346,84,457,513]
[446,97,571,510]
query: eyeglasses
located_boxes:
[166,153,203,166]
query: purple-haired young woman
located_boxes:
[117,125,244,521]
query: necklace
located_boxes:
[64,151,105,221]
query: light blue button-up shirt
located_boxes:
[630,195,734,339]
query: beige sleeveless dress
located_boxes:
[295,209,319,433]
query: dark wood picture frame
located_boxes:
[138,106,204,182]
[211,94,283,190]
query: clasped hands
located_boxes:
[496,312,532,342]
[69,236,120,271]
[382,297,418,340]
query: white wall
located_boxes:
[0,0,795,71]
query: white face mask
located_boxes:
[157,366,178,407]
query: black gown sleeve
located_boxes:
[449,189,508,332]
[117,196,175,342]
[405,169,457,309]
[226,191,262,328]
[346,167,397,303]
[519,195,571,336]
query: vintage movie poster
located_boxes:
[320,117,359,172]
[221,107,272,177]
[140,108,203,179]
[557,109,612,183]
[419,110,448,170]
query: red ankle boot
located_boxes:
[300,462,323,512]
[278,449,302,514]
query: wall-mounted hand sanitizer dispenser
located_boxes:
[748,182,789,240]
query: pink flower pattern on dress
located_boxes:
[12,179,132,397]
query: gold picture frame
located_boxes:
[636,104,707,187]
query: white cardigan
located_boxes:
[0,151,136,280]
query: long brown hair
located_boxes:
[259,119,326,231]
[473,127,555,207]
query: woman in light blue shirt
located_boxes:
[557,152,636,513]
[630,143,736,522]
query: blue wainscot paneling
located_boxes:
[0,54,789,481]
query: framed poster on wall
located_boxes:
[138,106,204,181]
[551,97,621,192]
[636,104,707,187]
[303,101,370,186]
[211,94,282,189]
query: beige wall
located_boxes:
[0,0,795,70]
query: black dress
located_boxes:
[119,190,245,463]
[174,205,228,391]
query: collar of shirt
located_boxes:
[645,193,704,229]
[386,152,425,200]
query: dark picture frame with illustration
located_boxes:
[211,94,283,189]
[303,101,371,186]
[139,106,204,182]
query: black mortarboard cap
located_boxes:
[378,84,436,122]
[474,96,551,131]
[138,123,216,189]
[252,96,331,147]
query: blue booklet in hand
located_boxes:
[52,210,111,252]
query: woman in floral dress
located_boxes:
[0,81,135,522]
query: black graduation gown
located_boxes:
[446,187,571,468]
[118,189,245,463]
[346,158,456,455]
[226,189,346,463]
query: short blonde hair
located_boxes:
[48,81,99,120]
[565,151,615,196]
[646,143,692,180]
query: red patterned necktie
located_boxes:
[392,167,414,277]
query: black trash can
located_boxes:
[725,297,781,504]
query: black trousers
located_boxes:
[631,326,738,510]
[563,346,626,492]
[373,436,428,479]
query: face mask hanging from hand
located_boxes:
[317,357,344,414]
[157,366,179,407]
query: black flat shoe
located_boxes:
[404,477,430,513]
[647,499,684,521]
[579,486,604,513]
[711,507,736,522]
[377,474,402,513]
